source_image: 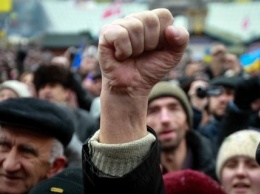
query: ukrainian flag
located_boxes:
[240,49,260,74]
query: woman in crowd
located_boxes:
[216,129,260,194]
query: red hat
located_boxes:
[163,169,226,194]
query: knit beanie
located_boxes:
[148,81,193,128]
[0,80,31,97]
[216,129,260,180]
[163,169,226,194]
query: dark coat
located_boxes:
[186,130,217,180]
[161,130,217,181]
[82,127,165,194]
[198,116,221,154]
[217,102,260,149]
[58,105,99,143]
[72,108,99,143]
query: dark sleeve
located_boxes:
[249,113,260,130]
[71,71,94,111]
[82,127,165,194]
[217,102,251,149]
[73,108,99,143]
[192,107,203,130]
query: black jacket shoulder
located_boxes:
[187,130,217,180]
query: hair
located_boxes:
[33,64,73,92]
[49,138,65,163]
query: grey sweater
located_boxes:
[88,130,156,177]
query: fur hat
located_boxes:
[0,97,74,147]
[28,168,84,194]
[33,64,73,92]
[163,169,226,194]
[0,80,31,97]
[148,81,193,128]
[216,129,260,180]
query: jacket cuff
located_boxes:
[88,130,156,177]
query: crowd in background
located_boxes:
[0,9,260,193]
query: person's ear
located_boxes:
[46,156,67,178]
[65,88,73,100]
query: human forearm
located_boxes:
[99,86,148,144]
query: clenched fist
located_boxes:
[99,8,189,97]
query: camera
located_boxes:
[196,86,223,98]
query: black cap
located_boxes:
[28,168,84,194]
[210,76,241,89]
[0,97,74,147]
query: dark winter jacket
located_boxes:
[186,130,217,180]
[161,130,217,181]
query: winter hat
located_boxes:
[148,81,193,128]
[0,97,74,147]
[33,64,73,92]
[28,168,84,194]
[0,80,31,97]
[216,129,260,180]
[163,169,226,194]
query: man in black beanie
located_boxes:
[198,75,241,148]
[0,98,74,194]
[216,76,260,148]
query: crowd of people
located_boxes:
[0,8,260,194]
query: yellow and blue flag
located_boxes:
[240,49,260,74]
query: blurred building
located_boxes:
[0,0,260,57]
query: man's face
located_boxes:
[208,86,234,118]
[83,78,102,97]
[79,57,98,75]
[0,126,54,194]
[38,83,70,104]
[147,97,189,150]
